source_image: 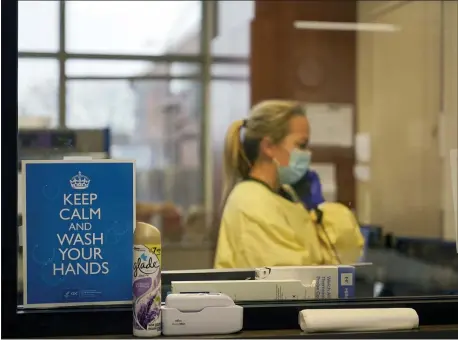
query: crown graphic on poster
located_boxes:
[70,171,90,190]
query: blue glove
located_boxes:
[291,170,325,210]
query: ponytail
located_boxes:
[221,120,251,207]
[219,100,305,208]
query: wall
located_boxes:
[356,1,455,238]
[442,0,458,241]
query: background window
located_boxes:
[211,63,249,78]
[66,79,202,207]
[18,1,59,52]
[66,60,201,78]
[66,60,155,78]
[211,1,253,58]
[66,80,137,135]
[18,59,59,128]
[66,1,202,55]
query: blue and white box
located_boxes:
[21,160,135,308]
[255,266,355,299]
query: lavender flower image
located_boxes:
[133,273,161,330]
[136,294,160,329]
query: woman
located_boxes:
[214,100,364,268]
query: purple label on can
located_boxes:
[133,277,152,298]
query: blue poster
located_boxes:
[22,160,135,308]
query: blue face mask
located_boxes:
[277,149,311,185]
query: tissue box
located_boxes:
[255,266,355,299]
[171,280,316,302]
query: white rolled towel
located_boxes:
[299,308,419,333]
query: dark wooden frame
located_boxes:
[3,1,458,338]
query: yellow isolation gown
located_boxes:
[214,180,364,268]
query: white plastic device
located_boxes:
[161,293,243,336]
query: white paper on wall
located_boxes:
[355,133,371,163]
[305,103,354,147]
[310,163,337,202]
[354,164,371,182]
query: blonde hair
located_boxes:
[221,100,305,205]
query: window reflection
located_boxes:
[18,0,59,52]
[15,0,458,307]
[67,79,203,223]
[66,60,200,78]
[211,1,253,57]
[18,59,59,128]
[66,1,201,55]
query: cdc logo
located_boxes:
[63,289,80,300]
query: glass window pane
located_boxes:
[66,80,136,135]
[210,80,250,133]
[66,60,200,78]
[211,1,252,57]
[18,1,59,52]
[67,79,205,251]
[18,59,59,128]
[211,63,249,78]
[67,79,201,146]
[18,58,59,306]
[66,1,202,55]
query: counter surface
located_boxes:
[64,325,458,339]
